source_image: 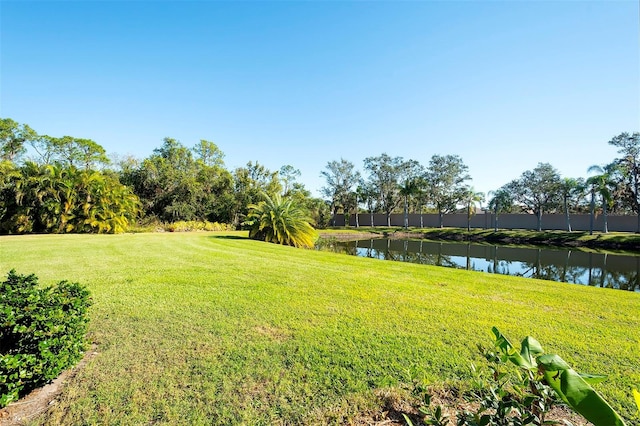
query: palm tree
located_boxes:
[244,193,317,248]
[587,165,617,234]
[78,170,140,233]
[559,177,581,232]
[463,187,485,231]
[359,182,377,227]
[399,178,419,229]
[9,163,140,234]
[354,182,370,228]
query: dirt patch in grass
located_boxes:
[0,346,98,426]
[351,386,592,426]
[253,324,291,342]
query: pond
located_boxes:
[316,238,640,292]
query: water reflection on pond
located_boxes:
[316,238,640,292]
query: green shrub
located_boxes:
[0,270,91,407]
[164,220,234,232]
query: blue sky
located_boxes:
[1,0,638,200]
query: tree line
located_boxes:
[0,118,329,234]
[2,117,638,234]
[320,132,640,233]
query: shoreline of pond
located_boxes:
[316,236,640,291]
[318,228,640,252]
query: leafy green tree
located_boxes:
[608,132,640,232]
[74,168,141,233]
[65,137,109,169]
[232,161,282,227]
[0,161,21,223]
[0,118,37,162]
[363,154,404,227]
[279,165,302,196]
[197,164,235,224]
[27,134,57,165]
[136,138,199,220]
[320,159,360,226]
[302,197,331,229]
[0,120,137,233]
[243,161,282,195]
[424,154,471,228]
[30,135,109,169]
[506,163,562,231]
[193,139,225,168]
[121,138,233,223]
[488,188,513,231]
[244,193,317,248]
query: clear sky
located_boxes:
[1,0,638,200]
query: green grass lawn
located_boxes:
[2,232,639,424]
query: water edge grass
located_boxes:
[1,232,639,424]
[347,226,640,250]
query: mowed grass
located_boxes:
[1,232,639,424]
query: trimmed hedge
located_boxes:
[0,270,91,407]
[164,220,234,232]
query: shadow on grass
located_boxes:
[208,235,247,240]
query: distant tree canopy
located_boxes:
[504,163,562,231]
[425,154,470,228]
[0,118,328,234]
[3,117,638,234]
[119,138,235,224]
[320,158,360,225]
[320,131,640,232]
[1,119,140,234]
[0,118,37,162]
[322,153,473,228]
[118,141,329,230]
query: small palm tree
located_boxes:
[587,164,617,234]
[463,187,485,231]
[399,178,419,229]
[354,183,368,228]
[245,193,317,248]
[559,177,582,232]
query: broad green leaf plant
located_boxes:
[492,327,626,426]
